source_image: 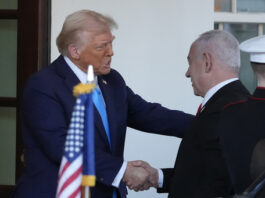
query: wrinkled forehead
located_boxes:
[188,42,200,57]
[89,31,114,42]
[88,21,111,33]
[78,30,114,43]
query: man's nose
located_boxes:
[106,44,114,56]
[185,68,190,78]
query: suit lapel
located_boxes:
[53,56,80,114]
[93,107,110,148]
[98,75,116,151]
[54,56,80,94]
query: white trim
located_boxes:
[214,12,265,23]
[250,53,265,63]
[218,23,224,30]
[232,0,237,13]
[258,24,263,36]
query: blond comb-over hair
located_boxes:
[56,10,118,56]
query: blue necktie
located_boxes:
[92,88,111,147]
[92,88,117,198]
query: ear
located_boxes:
[68,44,80,60]
[203,52,213,73]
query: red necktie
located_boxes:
[196,104,202,116]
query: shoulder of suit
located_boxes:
[29,63,57,79]
[24,61,61,93]
[103,68,126,84]
[109,68,121,77]
[223,99,248,109]
[222,83,250,109]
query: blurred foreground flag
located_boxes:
[56,80,96,198]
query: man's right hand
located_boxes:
[122,160,158,191]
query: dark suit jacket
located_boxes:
[159,80,250,198]
[218,87,265,194]
[12,55,194,198]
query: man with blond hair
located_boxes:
[12,10,193,198]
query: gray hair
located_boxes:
[56,10,118,56]
[195,30,240,73]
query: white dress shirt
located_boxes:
[201,78,238,109]
[64,56,127,187]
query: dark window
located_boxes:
[0,0,51,197]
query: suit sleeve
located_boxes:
[126,86,194,138]
[157,168,174,193]
[94,150,124,186]
[21,77,67,164]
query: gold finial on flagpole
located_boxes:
[73,65,95,98]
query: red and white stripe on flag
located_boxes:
[56,155,83,198]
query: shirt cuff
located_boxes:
[112,161,128,187]
[158,168,164,188]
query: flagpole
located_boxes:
[81,65,95,198]
[85,186,90,198]
[81,186,90,198]
[86,65,94,198]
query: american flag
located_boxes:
[56,94,90,198]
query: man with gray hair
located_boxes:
[12,9,194,198]
[132,30,250,197]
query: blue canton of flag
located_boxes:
[66,97,85,160]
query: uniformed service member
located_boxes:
[218,35,265,194]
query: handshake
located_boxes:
[122,160,159,191]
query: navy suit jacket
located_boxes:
[13,56,193,198]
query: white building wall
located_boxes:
[51,1,214,197]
